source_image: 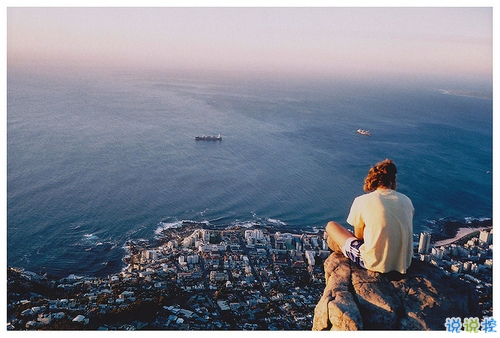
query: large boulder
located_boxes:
[312,252,479,330]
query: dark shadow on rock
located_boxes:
[313,255,480,330]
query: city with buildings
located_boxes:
[417,228,493,318]
[7,222,493,330]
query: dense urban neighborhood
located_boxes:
[7,222,493,330]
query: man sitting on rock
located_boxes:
[326,159,414,274]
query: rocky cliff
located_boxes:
[312,252,479,330]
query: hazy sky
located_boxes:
[7,6,493,82]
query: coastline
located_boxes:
[432,226,491,246]
[7,220,493,330]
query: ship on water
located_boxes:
[357,129,371,136]
[195,134,222,141]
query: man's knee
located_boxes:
[326,220,341,232]
[325,221,345,252]
[326,221,345,238]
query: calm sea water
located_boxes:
[7,71,492,277]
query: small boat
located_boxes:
[357,129,371,136]
[195,134,222,141]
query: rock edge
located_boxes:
[312,252,479,330]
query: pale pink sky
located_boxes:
[7,7,493,82]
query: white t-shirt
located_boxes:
[347,189,414,273]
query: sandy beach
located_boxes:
[433,227,491,246]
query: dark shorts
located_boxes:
[341,237,366,269]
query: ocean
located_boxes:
[7,70,493,277]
